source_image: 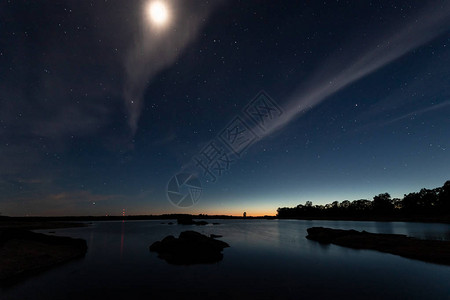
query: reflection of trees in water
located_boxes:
[444,231,450,241]
[421,230,450,241]
[374,221,393,235]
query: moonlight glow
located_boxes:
[147,1,169,26]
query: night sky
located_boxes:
[1,1,449,216]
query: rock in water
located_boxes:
[149,231,229,265]
[176,216,208,225]
[306,227,450,266]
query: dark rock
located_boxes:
[212,223,220,225]
[306,227,360,244]
[195,221,208,225]
[149,241,162,252]
[306,227,450,266]
[149,231,229,265]
[161,235,176,243]
[167,222,174,225]
[0,229,88,283]
[210,234,222,238]
[177,216,208,226]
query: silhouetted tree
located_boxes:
[350,199,372,211]
[331,201,340,209]
[438,181,450,211]
[392,198,402,210]
[276,181,449,219]
[402,188,439,212]
[402,192,420,212]
[373,193,393,212]
[341,200,351,210]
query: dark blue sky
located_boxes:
[1,0,449,216]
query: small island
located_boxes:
[150,231,229,265]
[176,215,208,225]
[306,227,450,266]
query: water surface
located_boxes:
[2,220,450,299]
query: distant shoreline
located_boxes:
[1,214,449,226]
[277,215,450,224]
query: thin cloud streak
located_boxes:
[381,100,450,126]
[264,2,450,136]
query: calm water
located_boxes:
[2,220,450,299]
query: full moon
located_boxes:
[147,1,169,26]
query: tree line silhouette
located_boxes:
[277,181,450,220]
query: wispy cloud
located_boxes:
[123,0,224,134]
[379,100,450,126]
[262,2,450,136]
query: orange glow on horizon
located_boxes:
[153,208,276,217]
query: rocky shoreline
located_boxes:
[306,227,450,266]
[0,229,88,284]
